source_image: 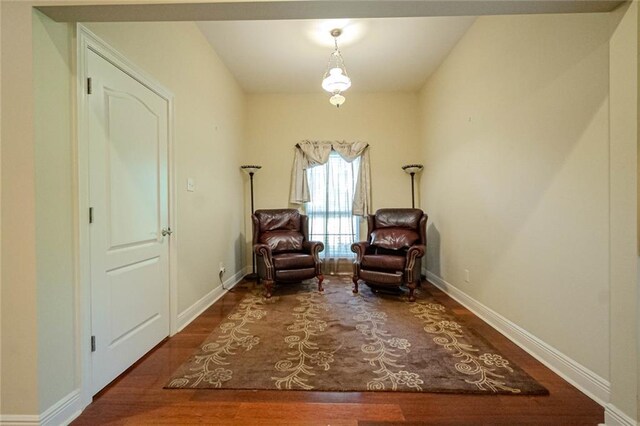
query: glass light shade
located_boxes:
[329,93,346,107]
[322,67,352,93]
[240,165,262,174]
[402,164,424,174]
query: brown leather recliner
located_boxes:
[351,208,427,302]
[252,209,324,298]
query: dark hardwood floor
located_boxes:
[73,279,604,425]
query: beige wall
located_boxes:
[33,11,76,411]
[244,92,421,264]
[609,1,639,421]
[0,0,3,416]
[0,0,2,413]
[418,11,611,382]
[84,22,246,314]
[1,1,640,422]
[0,0,4,415]
[1,1,40,415]
[1,10,247,415]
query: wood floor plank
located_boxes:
[72,279,605,425]
[235,402,404,422]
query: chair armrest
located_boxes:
[303,241,324,276]
[405,245,425,282]
[406,244,425,261]
[351,242,370,263]
[303,241,324,260]
[254,243,273,261]
[254,243,274,281]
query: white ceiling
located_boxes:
[197,17,476,93]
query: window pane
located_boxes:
[307,151,360,258]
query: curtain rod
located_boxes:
[295,142,369,148]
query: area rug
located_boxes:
[166,278,548,395]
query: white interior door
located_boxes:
[88,49,170,395]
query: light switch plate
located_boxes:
[187,178,195,192]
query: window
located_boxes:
[306,151,360,258]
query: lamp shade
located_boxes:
[241,165,262,174]
[402,164,424,174]
[322,67,352,93]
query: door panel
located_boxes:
[106,90,161,248]
[88,49,170,395]
[107,257,161,347]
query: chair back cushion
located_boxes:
[370,228,419,250]
[255,209,301,232]
[254,210,304,253]
[374,209,423,230]
[260,230,303,253]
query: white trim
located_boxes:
[603,404,638,426]
[75,21,93,413]
[168,93,178,337]
[425,270,611,407]
[75,24,177,407]
[176,266,249,332]
[40,390,82,426]
[0,416,40,426]
[1,390,83,426]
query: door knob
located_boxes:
[161,228,173,237]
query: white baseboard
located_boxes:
[40,390,82,426]
[176,266,248,332]
[604,404,638,426]
[0,416,40,426]
[1,390,83,426]
[425,270,611,407]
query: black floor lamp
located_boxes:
[402,164,424,208]
[241,165,262,280]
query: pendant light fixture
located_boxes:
[322,28,351,108]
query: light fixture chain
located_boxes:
[337,49,349,78]
[333,35,349,78]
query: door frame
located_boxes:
[76,24,178,408]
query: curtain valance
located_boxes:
[289,140,371,216]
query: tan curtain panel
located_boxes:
[289,140,371,216]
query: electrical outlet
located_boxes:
[464,269,470,283]
[219,262,226,275]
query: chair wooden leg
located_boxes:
[408,280,417,302]
[352,276,359,294]
[317,274,324,292]
[264,280,273,299]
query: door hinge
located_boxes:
[87,77,92,95]
[89,207,93,224]
[91,335,96,352]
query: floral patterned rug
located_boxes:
[166,278,548,395]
